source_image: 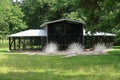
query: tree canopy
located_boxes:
[21,0,120,44]
[21,0,120,31]
[0,0,120,44]
[0,0,27,39]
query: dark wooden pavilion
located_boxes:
[83,30,116,48]
[41,19,84,49]
[8,19,115,50]
[8,19,84,50]
[8,29,47,50]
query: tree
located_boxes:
[75,0,120,33]
[21,0,50,29]
[21,0,78,29]
[8,5,27,34]
[0,0,27,39]
[21,0,120,44]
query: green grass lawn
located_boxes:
[0,48,120,80]
[0,41,120,80]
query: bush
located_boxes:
[43,42,58,54]
[0,40,8,48]
[112,46,120,49]
[94,43,107,54]
[67,43,84,54]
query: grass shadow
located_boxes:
[0,49,9,54]
[0,71,119,80]
[0,50,9,52]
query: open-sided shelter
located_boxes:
[8,19,115,50]
[84,30,116,48]
[8,29,47,50]
[8,19,84,50]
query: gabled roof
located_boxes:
[40,19,84,27]
[83,30,116,36]
[9,29,47,37]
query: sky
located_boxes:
[12,0,22,2]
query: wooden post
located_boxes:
[82,25,84,46]
[9,37,11,50]
[14,38,16,50]
[24,38,26,50]
[30,37,32,49]
[18,37,21,50]
[46,24,48,45]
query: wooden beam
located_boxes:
[10,38,14,50]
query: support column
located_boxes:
[23,38,26,50]
[30,38,33,49]
[14,38,16,50]
[9,37,11,50]
[18,37,21,50]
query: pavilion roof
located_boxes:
[83,30,116,36]
[8,29,47,37]
[8,29,116,37]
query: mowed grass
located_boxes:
[0,41,120,80]
[0,40,9,54]
[0,49,120,80]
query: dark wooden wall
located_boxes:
[47,21,83,49]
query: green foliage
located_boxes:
[21,0,49,28]
[21,0,120,45]
[21,0,78,28]
[112,46,120,49]
[112,24,120,45]
[9,5,27,34]
[20,0,120,45]
[21,0,120,31]
[0,40,8,48]
[76,0,120,32]
[0,0,27,39]
[0,0,120,45]
[107,49,120,56]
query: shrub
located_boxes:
[43,42,58,54]
[112,46,120,49]
[0,40,8,48]
[67,43,84,54]
[94,43,107,54]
